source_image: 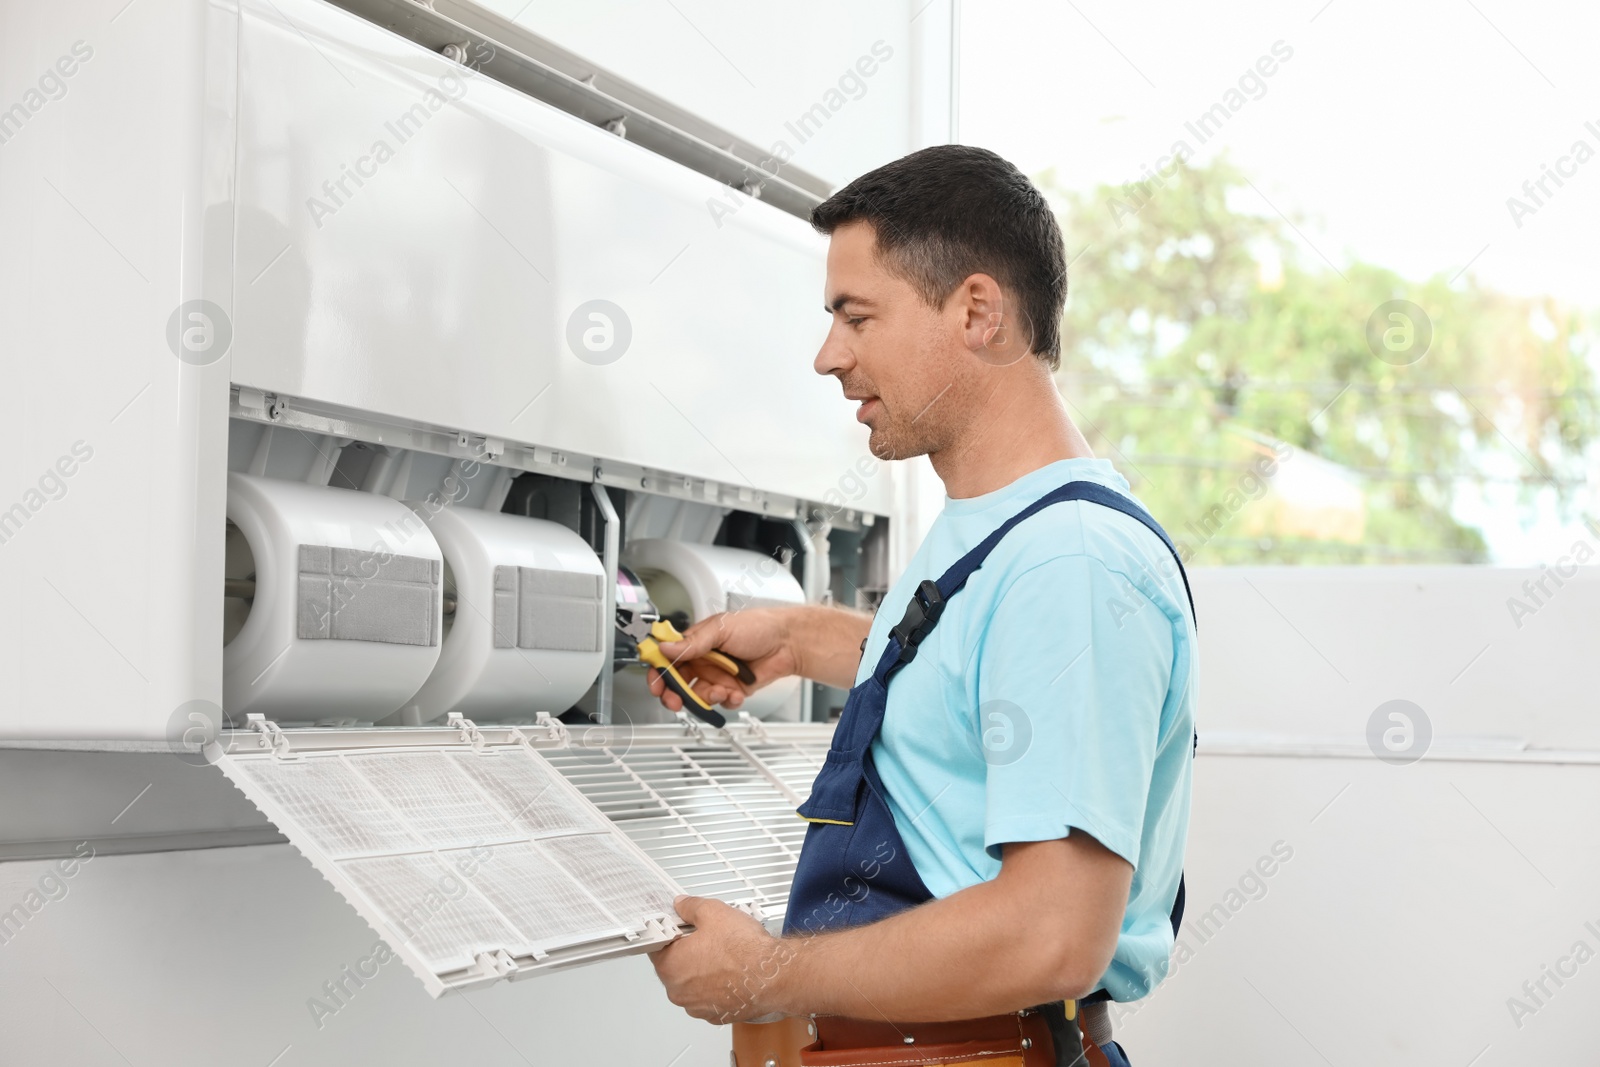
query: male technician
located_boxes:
[646,145,1196,1067]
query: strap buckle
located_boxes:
[889,579,946,665]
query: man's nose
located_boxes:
[814,325,852,378]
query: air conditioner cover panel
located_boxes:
[215,734,684,996]
[213,721,835,996]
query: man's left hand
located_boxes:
[650,895,799,1023]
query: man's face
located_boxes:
[814,221,971,461]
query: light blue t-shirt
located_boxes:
[860,458,1196,1002]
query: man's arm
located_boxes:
[647,603,873,709]
[651,833,1132,1023]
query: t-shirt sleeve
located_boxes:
[975,553,1176,869]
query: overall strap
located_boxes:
[875,480,1196,686]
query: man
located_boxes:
[646,145,1196,1067]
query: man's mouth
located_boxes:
[852,397,880,423]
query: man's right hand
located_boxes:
[645,603,876,712]
[647,608,797,712]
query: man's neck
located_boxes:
[929,380,1095,499]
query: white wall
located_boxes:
[1114,566,1600,1066]
[0,845,730,1066]
[1190,566,1600,748]
[1121,753,1600,1065]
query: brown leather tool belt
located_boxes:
[733,1008,1059,1067]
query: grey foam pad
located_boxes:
[490,565,602,653]
[492,565,519,649]
[298,545,441,646]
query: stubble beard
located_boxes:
[866,409,942,463]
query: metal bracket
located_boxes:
[531,712,570,745]
[246,714,295,759]
[737,711,769,741]
[446,712,488,752]
[641,915,678,941]
[453,432,503,462]
[472,948,521,978]
[673,710,712,743]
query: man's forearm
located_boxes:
[785,604,874,689]
[767,876,1077,1022]
[764,839,1124,1022]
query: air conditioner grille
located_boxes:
[547,725,835,920]
[216,736,683,997]
[214,721,836,997]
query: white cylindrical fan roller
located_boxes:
[618,539,807,721]
[223,473,444,721]
[398,506,607,723]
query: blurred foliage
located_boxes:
[1042,157,1600,564]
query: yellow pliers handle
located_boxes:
[636,620,755,728]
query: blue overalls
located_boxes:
[783,481,1196,1067]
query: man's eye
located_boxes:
[846,316,865,327]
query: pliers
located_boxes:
[616,607,755,729]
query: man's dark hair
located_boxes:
[811,145,1067,369]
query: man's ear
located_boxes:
[956,273,1028,368]
[953,273,1002,352]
